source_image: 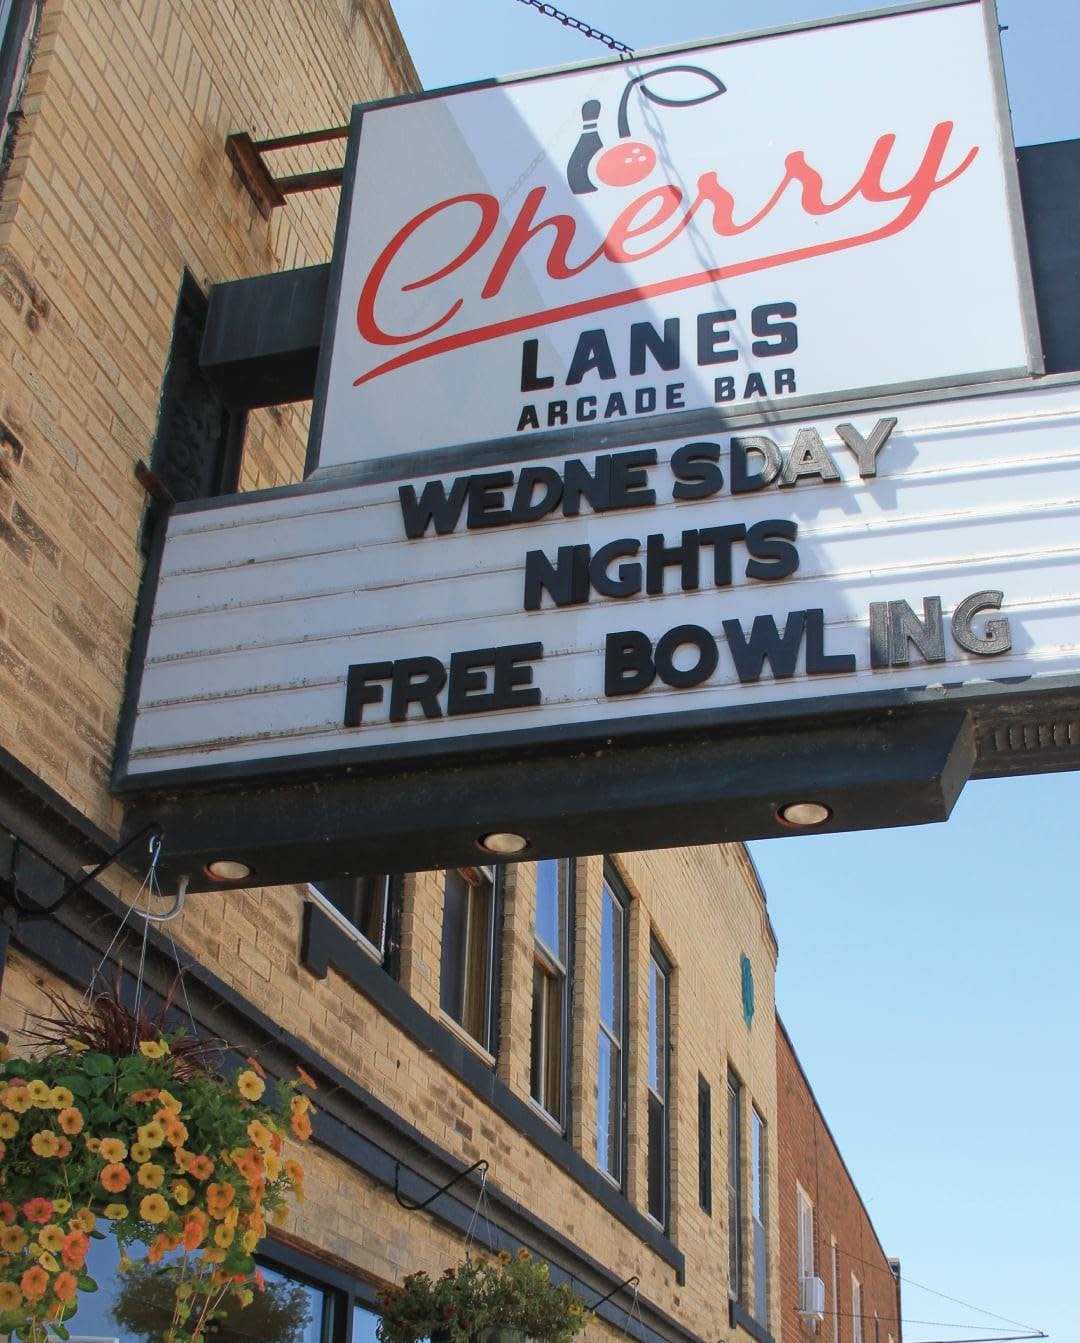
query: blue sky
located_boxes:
[385,3,1079,1340]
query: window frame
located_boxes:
[751,1105,767,1324]
[796,1181,815,1284]
[831,1237,840,1343]
[439,864,503,1054]
[0,0,38,170]
[597,862,629,1189]
[852,1274,864,1343]
[727,1068,744,1302]
[529,857,574,1128]
[308,873,402,972]
[646,937,671,1229]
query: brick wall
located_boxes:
[776,1018,902,1343]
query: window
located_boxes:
[698,1075,712,1214]
[1,0,38,165]
[646,943,670,1226]
[727,1070,743,1300]
[797,1183,815,1284]
[530,857,572,1124]
[852,1275,863,1343]
[831,1238,840,1343]
[597,870,627,1184]
[65,1234,340,1343]
[751,1107,767,1322]
[440,865,500,1051]
[309,873,400,968]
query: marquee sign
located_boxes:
[309,0,1040,474]
[116,378,1080,790]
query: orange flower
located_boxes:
[236,1070,265,1102]
[53,1271,77,1303]
[0,1226,27,1253]
[206,1182,236,1218]
[85,1136,101,1154]
[98,1138,127,1163]
[100,1163,131,1193]
[186,1153,214,1181]
[20,1265,48,1301]
[290,1111,312,1141]
[55,1136,72,1159]
[139,1194,169,1224]
[22,1197,54,1224]
[181,1211,208,1250]
[2,1087,32,1113]
[0,1201,15,1225]
[161,1116,188,1147]
[284,1158,304,1183]
[296,1066,318,1090]
[130,1089,160,1103]
[57,1108,83,1136]
[61,1230,88,1270]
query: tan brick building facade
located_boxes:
[775,1021,902,1343]
[0,6,895,1343]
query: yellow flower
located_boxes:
[67,1040,89,1053]
[265,1150,281,1180]
[37,1225,64,1253]
[171,1180,193,1207]
[104,1204,129,1221]
[213,1224,234,1248]
[139,1194,169,1224]
[241,1229,258,1253]
[72,1207,95,1233]
[117,1252,135,1272]
[137,1163,165,1190]
[48,1086,74,1109]
[271,1203,289,1226]
[0,1282,21,1309]
[139,1040,169,1060]
[130,1142,152,1163]
[247,1119,272,1151]
[37,1250,60,1274]
[26,1080,51,1106]
[0,1226,27,1253]
[290,1094,313,1116]
[157,1090,182,1113]
[137,1121,166,1149]
[98,1138,128,1163]
[0,1114,19,1138]
[52,1199,71,1215]
[201,1247,225,1264]
[30,1130,60,1158]
[2,1087,31,1113]
[236,1070,265,1102]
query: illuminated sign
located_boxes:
[310,0,1039,473]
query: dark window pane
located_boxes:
[312,874,389,954]
[597,1028,621,1179]
[647,1090,664,1223]
[698,1075,712,1214]
[728,1073,743,1300]
[535,858,563,960]
[441,868,495,1050]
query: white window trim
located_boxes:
[852,1274,863,1343]
[796,1182,815,1282]
[830,1237,840,1343]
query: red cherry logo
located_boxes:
[595,140,657,188]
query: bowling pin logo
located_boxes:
[567,65,727,195]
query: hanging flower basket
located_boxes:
[377,1249,590,1343]
[0,979,314,1343]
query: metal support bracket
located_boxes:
[226,126,347,220]
[589,1275,640,1310]
[393,1158,489,1211]
[6,822,163,922]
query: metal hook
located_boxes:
[394,1158,489,1211]
[590,1275,640,1311]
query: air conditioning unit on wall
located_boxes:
[798,1275,826,1321]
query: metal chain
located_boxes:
[511,0,634,55]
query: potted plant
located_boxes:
[376,1249,590,1343]
[0,978,314,1343]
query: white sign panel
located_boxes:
[119,379,1080,783]
[311,0,1038,472]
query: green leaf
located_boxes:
[80,1054,115,1077]
[54,1073,91,1097]
[77,1274,98,1292]
[53,1324,71,1340]
[117,1056,145,1076]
